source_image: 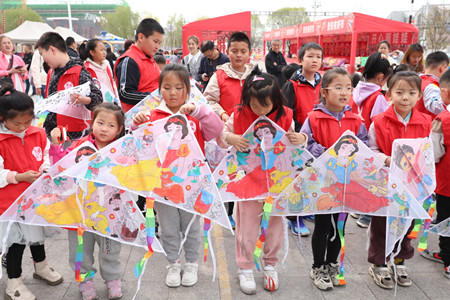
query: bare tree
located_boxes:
[423,6,449,52]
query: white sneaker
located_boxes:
[181,262,198,286]
[238,269,256,295]
[263,265,279,291]
[310,265,333,291]
[5,277,36,300]
[165,262,181,287]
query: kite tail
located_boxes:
[418,201,436,252]
[253,196,274,271]
[134,197,155,278]
[336,213,346,285]
[407,196,433,239]
[203,218,211,262]
[206,220,217,282]
[75,227,95,282]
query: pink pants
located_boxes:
[235,200,283,269]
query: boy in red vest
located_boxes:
[282,42,322,132]
[114,18,165,112]
[35,32,102,140]
[417,51,449,118]
[421,69,450,279]
[204,32,253,123]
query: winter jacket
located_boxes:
[265,49,287,87]
[85,58,119,98]
[300,103,368,158]
[418,74,445,118]
[30,50,47,88]
[197,51,230,89]
[114,44,160,112]
[282,68,321,131]
[182,52,203,82]
[204,62,254,117]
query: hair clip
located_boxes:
[252,76,265,82]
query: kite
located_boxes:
[34,82,92,120]
[124,78,210,129]
[99,81,121,106]
[61,115,231,230]
[430,216,450,237]
[269,131,430,281]
[213,116,314,202]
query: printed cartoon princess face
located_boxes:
[334,136,359,159]
[337,143,356,158]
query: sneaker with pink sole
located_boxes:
[78,280,98,300]
[106,279,122,299]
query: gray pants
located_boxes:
[68,230,122,281]
[155,202,201,263]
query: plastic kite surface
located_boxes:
[124,78,209,129]
[270,130,429,219]
[99,81,121,106]
[61,115,231,230]
[430,216,450,237]
[34,82,92,120]
[0,141,164,254]
[213,116,314,202]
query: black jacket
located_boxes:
[265,49,287,87]
[197,51,230,90]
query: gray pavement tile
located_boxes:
[321,275,376,300]
[272,275,325,299]
[411,273,450,299]
[359,274,429,300]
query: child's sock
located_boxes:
[394,258,404,265]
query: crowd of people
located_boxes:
[0,16,449,300]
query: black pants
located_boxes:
[227,202,234,217]
[7,243,46,279]
[436,193,450,267]
[311,213,347,268]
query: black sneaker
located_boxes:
[420,249,444,264]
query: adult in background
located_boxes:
[182,35,202,82]
[265,39,287,87]
[0,36,28,92]
[119,39,134,55]
[198,40,229,90]
[106,47,116,71]
[23,44,34,95]
[30,49,47,97]
[114,18,164,112]
[66,37,79,59]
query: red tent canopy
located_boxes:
[182,11,251,56]
[264,13,418,72]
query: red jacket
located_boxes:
[435,110,450,196]
[216,69,244,115]
[359,89,384,131]
[114,44,160,112]
[233,106,293,135]
[417,75,440,118]
[149,109,206,152]
[373,106,431,156]
[308,110,362,149]
[46,65,89,133]
[291,79,321,125]
[0,126,47,214]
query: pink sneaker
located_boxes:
[106,278,122,299]
[78,280,98,300]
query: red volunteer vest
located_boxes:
[215,69,244,115]
[85,61,117,98]
[359,89,385,131]
[291,79,321,125]
[308,110,362,149]
[233,106,293,135]
[417,75,441,118]
[149,110,205,152]
[46,65,89,133]
[373,106,431,156]
[0,127,47,214]
[435,110,450,196]
[114,44,160,112]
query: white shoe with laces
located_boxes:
[181,262,198,286]
[238,269,256,295]
[165,262,181,287]
[263,265,279,291]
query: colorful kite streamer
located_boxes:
[75,227,95,282]
[203,218,211,262]
[335,213,347,285]
[134,197,156,278]
[253,196,274,271]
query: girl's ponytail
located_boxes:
[0,85,34,122]
[0,83,15,97]
[363,52,392,81]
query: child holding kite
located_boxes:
[300,68,368,291]
[133,64,223,288]
[50,102,125,300]
[219,68,307,294]
[368,71,432,289]
[0,85,63,300]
